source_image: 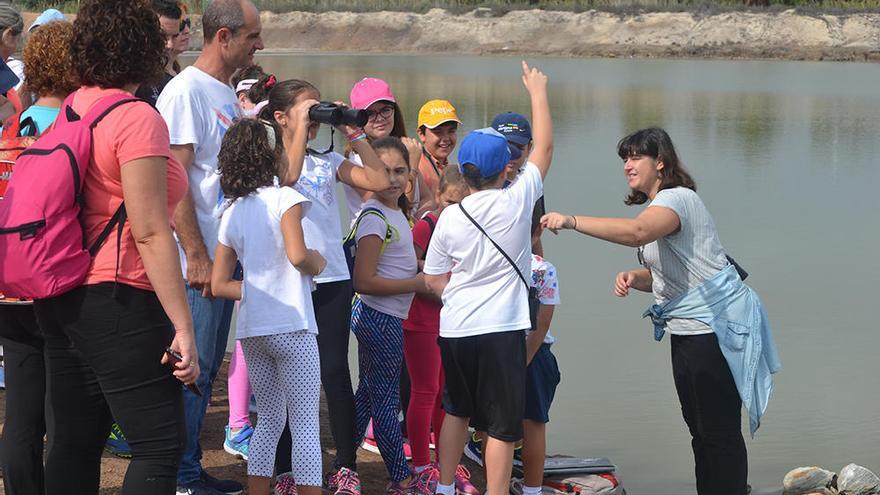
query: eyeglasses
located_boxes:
[367,106,394,123]
[179,17,191,31]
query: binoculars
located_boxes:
[308,102,369,127]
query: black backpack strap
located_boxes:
[458,203,530,291]
[423,213,436,233]
[17,116,38,137]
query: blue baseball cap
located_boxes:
[457,128,512,178]
[28,9,66,32]
[491,112,532,146]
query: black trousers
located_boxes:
[34,283,186,495]
[0,304,46,495]
[276,279,358,473]
[671,333,748,495]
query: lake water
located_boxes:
[241,53,880,494]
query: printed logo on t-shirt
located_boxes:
[213,104,237,139]
[294,160,335,207]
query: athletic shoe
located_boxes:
[385,480,411,495]
[462,432,483,467]
[409,464,440,495]
[200,470,243,495]
[223,424,253,460]
[329,467,361,495]
[105,423,132,458]
[176,481,227,495]
[273,472,298,495]
[454,464,480,495]
[360,420,380,454]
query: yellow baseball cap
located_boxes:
[418,100,462,129]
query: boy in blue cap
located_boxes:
[423,61,553,495]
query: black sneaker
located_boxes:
[200,470,243,495]
[175,481,226,495]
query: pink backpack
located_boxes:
[0,92,141,299]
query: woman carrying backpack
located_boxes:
[30,1,196,493]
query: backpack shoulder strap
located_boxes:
[458,203,530,291]
[61,91,146,128]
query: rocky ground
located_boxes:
[0,358,486,494]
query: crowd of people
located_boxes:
[0,1,780,495]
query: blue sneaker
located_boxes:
[463,432,483,467]
[200,470,243,495]
[105,422,132,458]
[223,424,253,460]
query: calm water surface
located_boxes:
[235,53,880,494]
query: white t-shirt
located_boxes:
[293,151,349,284]
[641,187,729,335]
[530,254,560,345]
[355,199,417,319]
[157,66,240,268]
[217,186,317,339]
[424,162,543,338]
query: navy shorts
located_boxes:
[524,343,560,423]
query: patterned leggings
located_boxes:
[351,298,409,482]
[240,332,321,485]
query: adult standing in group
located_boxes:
[171,1,193,75]
[31,0,198,493]
[135,0,182,107]
[156,1,263,493]
[541,128,780,495]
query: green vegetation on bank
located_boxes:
[16,0,880,15]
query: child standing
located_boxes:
[423,61,553,495]
[416,99,462,203]
[404,166,479,495]
[518,253,562,495]
[211,118,326,495]
[350,137,428,494]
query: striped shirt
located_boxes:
[641,187,728,335]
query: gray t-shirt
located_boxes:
[641,187,728,335]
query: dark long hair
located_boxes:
[617,127,696,206]
[372,136,411,222]
[218,119,279,200]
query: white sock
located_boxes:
[523,485,543,495]
[435,482,455,495]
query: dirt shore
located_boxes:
[234,8,880,62]
[0,358,486,493]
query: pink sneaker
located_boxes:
[454,464,480,495]
[273,471,298,495]
[328,467,361,495]
[385,480,410,495]
[408,465,440,495]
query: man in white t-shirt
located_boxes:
[423,61,553,495]
[156,1,263,493]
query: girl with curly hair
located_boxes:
[30,0,196,493]
[19,20,79,134]
[211,117,326,495]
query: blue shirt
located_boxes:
[19,105,60,135]
[643,264,781,436]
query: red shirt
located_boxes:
[403,212,441,334]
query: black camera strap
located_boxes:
[306,127,335,155]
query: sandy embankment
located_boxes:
[238,8,880,62]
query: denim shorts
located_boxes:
[525,343,561,423]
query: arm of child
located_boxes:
[353,235,427,295]
[526,304,555,364]
[211,243,242,301]
[424,273,449,298]
[338,139,391,192]
[280,204,326,276]
[522,61,553,180]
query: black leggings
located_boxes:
[276,279,358,473]
[671,333,748,495]
[0,305,46,495]
[34,283,186,495]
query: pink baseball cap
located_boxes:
[350,77,396,110]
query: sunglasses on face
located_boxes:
[179,17,191,31]
[367,106,394,122]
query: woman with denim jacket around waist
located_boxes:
[541,127,779,495]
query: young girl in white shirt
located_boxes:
[350,137,429,494]
[211,118,326,495]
